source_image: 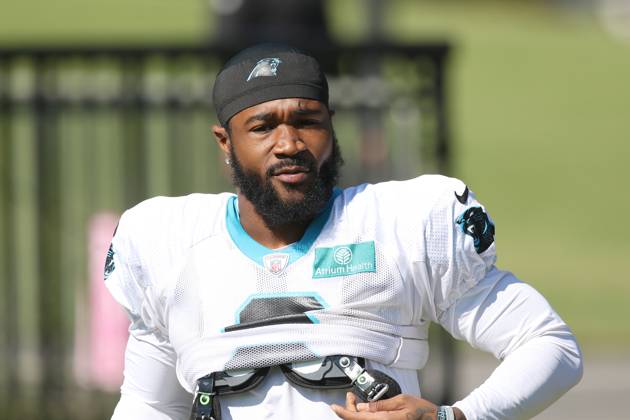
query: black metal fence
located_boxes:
[0,43,450,419]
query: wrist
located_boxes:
[453,406,467,420]
[436,406,454,420]
[436,405,467,420]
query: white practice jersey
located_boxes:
[106,175,582,420]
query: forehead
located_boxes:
[231,98,327,125]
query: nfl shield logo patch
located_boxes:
[263,253,290,275]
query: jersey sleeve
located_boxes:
[104,206,166,337]
[112,333,192,420]
[419,176,497,320]
[416,179,582,417]
[442,270,583,419]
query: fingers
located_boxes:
[356,394,408,412]
[332,393,436,420]
[345,392,358,411]
[331,404,382,420]
[330,403,350,419]
[332,394,406,419]
[332,403,409,420]
[332,392,367,419]
[331,403,360,419]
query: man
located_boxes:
[105,44,582,420]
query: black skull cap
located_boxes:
[213,43,329,126]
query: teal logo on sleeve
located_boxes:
[313,241,376,278]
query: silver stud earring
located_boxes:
[225,157,231,165]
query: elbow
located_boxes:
[566,337,584,390]
[526,328,584,394]
[548,329,584,393]
[573,359,584,389]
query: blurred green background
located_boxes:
[1,0,629,417]
[2,0,628,347]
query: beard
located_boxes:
[229,134,343,228]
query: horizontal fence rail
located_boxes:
[0,42,450,419]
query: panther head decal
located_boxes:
[455,206,495,254]
[104,243,116,280]
[247,58,282,81]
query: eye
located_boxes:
[251,124,273,133]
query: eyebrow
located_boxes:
[243,107,324,126]
[244,112,274,126]
[291,108,323,117]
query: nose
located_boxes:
[272,124,306,156]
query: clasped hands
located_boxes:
[331,392,439,420]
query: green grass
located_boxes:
[2,0,629,350]
[0,0,209,45]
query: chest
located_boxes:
[164,230,418,351]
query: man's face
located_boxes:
[215,98,342,227]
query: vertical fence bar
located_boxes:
[143,55,171,197]
[59,102,101,419]
[189,107,222,193]
[123,55,148,207]
[11,85,42,416]
[59,105,89,378]
[34,55,69,416]
[145,110,172,197]
[433,54,450,176]
[92,102,125,211]
[0,71,10,415]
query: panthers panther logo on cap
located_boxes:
[246,58,282,81]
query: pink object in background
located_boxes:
[74,212,129,391]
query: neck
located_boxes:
[236,194,313,249]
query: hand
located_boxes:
[331,392,438,420]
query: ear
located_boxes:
[327,108,336,132]
[212,124,230,155]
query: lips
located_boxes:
[272,165,311,184]
[273,165,310,175]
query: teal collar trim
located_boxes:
[225,189,341,267]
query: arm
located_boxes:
[441,268,583,420]
[105,206,191,419]
[332,269,582,420]
[112,333,192,420]
[425,179,582,418]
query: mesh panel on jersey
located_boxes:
[177,322,413,387]
[314,313,420,338]
[224,343,318,370]
[255,263,288,293]
[117,263,145,316]
[426,203,450,265]
[171,256,205,339]
[339,241,404,324]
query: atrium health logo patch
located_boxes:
[313,242,375,279]
[333,246,353,265]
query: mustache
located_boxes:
[266,155,317,177]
